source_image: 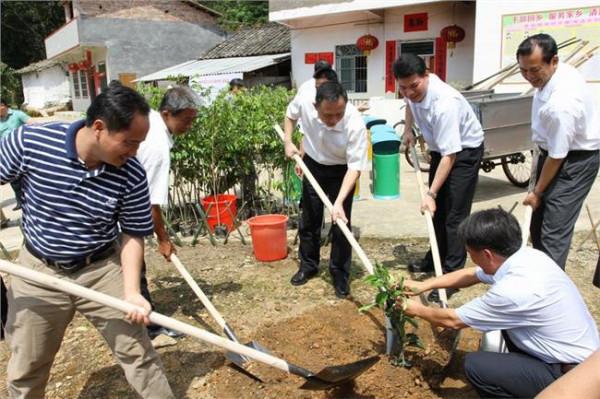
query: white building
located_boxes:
[270,0,600,101]
[19,0,225,112]
[16,59,71,110]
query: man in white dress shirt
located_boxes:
[517,33,600,270]
[283,81,368,298]
[136,86,201,338]
[400,209,599,398]
[394,53,484,302]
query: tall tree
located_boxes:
[199,0,268,31]
[1,1,64,69]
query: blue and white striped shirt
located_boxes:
[0,120,154,261]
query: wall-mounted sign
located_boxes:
[305,52,334,65]
[501,6,600,82]
[404,12,428,32]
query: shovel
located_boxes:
[169,254,267,379]
[409,145,460,367]
[0,260,379,390]
[521,147,540,247]
[409,145,449,307]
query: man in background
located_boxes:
[136,86,201,339]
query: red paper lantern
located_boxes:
[78,60,90,70]
[440,25,465,49]
[356,34,379,56]
[68,63,79,72]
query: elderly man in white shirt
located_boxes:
[136,86,201,339]
[517,33,600,270]
[400,208,599,398]
[283,81,368,298]
[394,53,484,303]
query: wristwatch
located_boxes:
[426,190,437,200]
[533,189,544,198]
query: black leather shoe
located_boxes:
[12,204,21,211]
[408,259,434,274]
[427,288,459,303]
[148,326,184,340]
[290,270,317,286]
[334,284,350,299]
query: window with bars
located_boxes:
[335,45,367,93]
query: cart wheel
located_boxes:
[404,138,431,173]
[501,151,532,188]
[394,121,430,172]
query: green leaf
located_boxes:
[358,303,376,313]
[406,316,419,329]
[375,291,388,306]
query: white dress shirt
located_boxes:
[286,96,368,171]
[456,247,599,364]
[297,78,317,103]
[295,78,316,134]
[531,63,600,158]
[407,74,484,156]
[136,110,173,206]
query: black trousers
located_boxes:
[424,145,483,272]
[298,155,354,288]
[465,331,564,398]
[140,260,160,331]
[1,276,7,340]
[531,150,599,269]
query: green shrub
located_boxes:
[138,81,295,219]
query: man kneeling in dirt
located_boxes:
[0,81,174,398]
[400,208,599,398]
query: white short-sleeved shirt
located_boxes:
[531,63,600,158]
[296,78,317,103]
[295,78,316,133]
[135,110,174,206]
[286,96,368,171]
[456,247,599,364]
[407,74,484,156]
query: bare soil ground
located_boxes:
[1,232,599,398]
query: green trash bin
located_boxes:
[372,130,401,200]
[284,163,302,204]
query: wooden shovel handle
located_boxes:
[521,147,540,247]
[170,254,231,335]
[0,260,294,373]
[274,124,374,275]
[410,146,448,308]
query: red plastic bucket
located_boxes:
[247,214,289,262]
[201,194,238,232]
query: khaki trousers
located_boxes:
[6,245,175,399]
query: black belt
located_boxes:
[539,148,598,157]
[560,363,578,374]
[25,241,116,273]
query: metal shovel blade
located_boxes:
[225,340,271,382]
[298,355,380,390]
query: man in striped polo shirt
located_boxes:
[0,82,174,398]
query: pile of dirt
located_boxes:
[203,300,478,399]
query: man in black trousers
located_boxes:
[517,33,600,269]
[395,53,484,302]
[283,81,367,298]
